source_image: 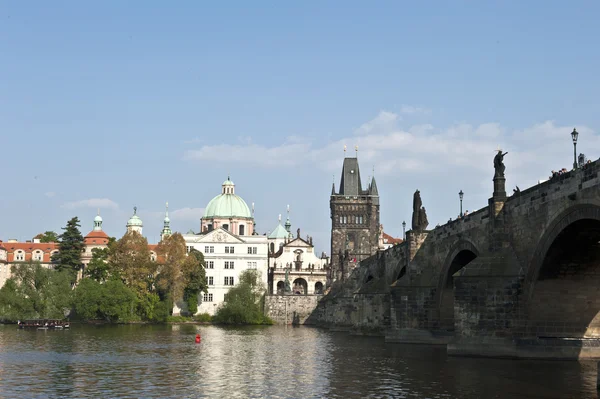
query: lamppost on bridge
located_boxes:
[571,128,579,169]
[459,190,464,217]
[402,221,406,240]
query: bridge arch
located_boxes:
[436,239,480,331]
[524,203,600,339]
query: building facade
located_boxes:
[181,177,268,315]
[330,156,380,283]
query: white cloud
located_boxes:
[169,207,205,221]
[44,192,56,198]
[400,105,432,115]
[355,110,399,135]
[61,198,119,210]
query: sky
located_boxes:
[2,1,600,254]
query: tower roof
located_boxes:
[268,224,290,239]
[337,157,364,196]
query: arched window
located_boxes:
[239,225,245,236]
[33,250,43,261]
[15,250,25,261]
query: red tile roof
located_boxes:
[84,230,110,245]
[383,232,403,245]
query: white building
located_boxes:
[267,208,329,295]
[182,177,268,315]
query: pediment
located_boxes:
[202,228,245,244]
[286,238,311,248]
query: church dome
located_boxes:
[94,214,103,223]
[204,177,252,219]
[127,207,143,227]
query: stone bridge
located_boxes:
[313,159,600,359]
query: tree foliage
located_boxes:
[34,231,59,243]
[184,248,208,315]
[212,270,272,325]
[0,261,73,322]
[85,247,111,282]
[52,217,84,281]
[109,231,157,296]
[73,278,138,322]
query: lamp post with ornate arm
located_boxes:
[459,190,464,217]
[571,128,579,169]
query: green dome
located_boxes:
[204,194,252,218]
[204,177,252,219]
[127,207,143,227]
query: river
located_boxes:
[0,324,597,398]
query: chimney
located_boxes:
[33,238,41,244]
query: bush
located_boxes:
[212,270,273,325]
[194,313,212,322]
[166,315,193,323]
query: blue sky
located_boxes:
[2,1,600,253]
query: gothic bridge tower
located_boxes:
[330,156,380,283]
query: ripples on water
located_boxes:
[0,324,597,398]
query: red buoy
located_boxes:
[195,333,201,344]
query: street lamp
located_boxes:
[571,128,579,169]
[459,190,464,216]
[402,221,406,240]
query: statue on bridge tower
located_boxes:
[411,190,429,231]
[494,149,508,178]
[493,148,508,199]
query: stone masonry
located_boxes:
[314,158,600,360]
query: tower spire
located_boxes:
[285,204,292,234]
[161,201,172,241]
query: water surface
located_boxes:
[0,324,597,398]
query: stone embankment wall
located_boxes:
[264,295,321,325]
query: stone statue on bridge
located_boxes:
[412,190,422,230]
[494,149,508,178]
[412,190,429,231]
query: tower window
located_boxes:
[239,225,245,236]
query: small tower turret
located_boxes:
[161,201,172,241]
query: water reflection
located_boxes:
[0,324,597,398]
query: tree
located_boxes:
[34,231,59,243]
[155,233,188,304]
[213,270,272,325]
[74,278,138,322]
[0,261,73,321]
[109,231,157,296]
[85,247,111,282]
[52,217,84,281]
[183,249,208,315]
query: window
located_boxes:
[203,293,213,302]
[358,216,363,224]
[33,251,43,261]
[343,216,347,224]
[151,253,156,262]
[223,224,229,231]
[204,246,214,253]
[15,251,25,261]
[225,246,234,254]
[208,276,214,285]
[186,246,192,253]
[225,261,234,269]
[247,246,257,255]
[339,216,343,224]
[247,261,257,269]
[224,276,234,286]
[239,225,245,236]
[206,261,214,269]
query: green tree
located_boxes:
[213,270,272,325]
[0,261,73,321]
[52,217,84,281]
[85,247,111,282]
[74,278,138,322]
[184,249,208,315]
[34,231,59,243]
